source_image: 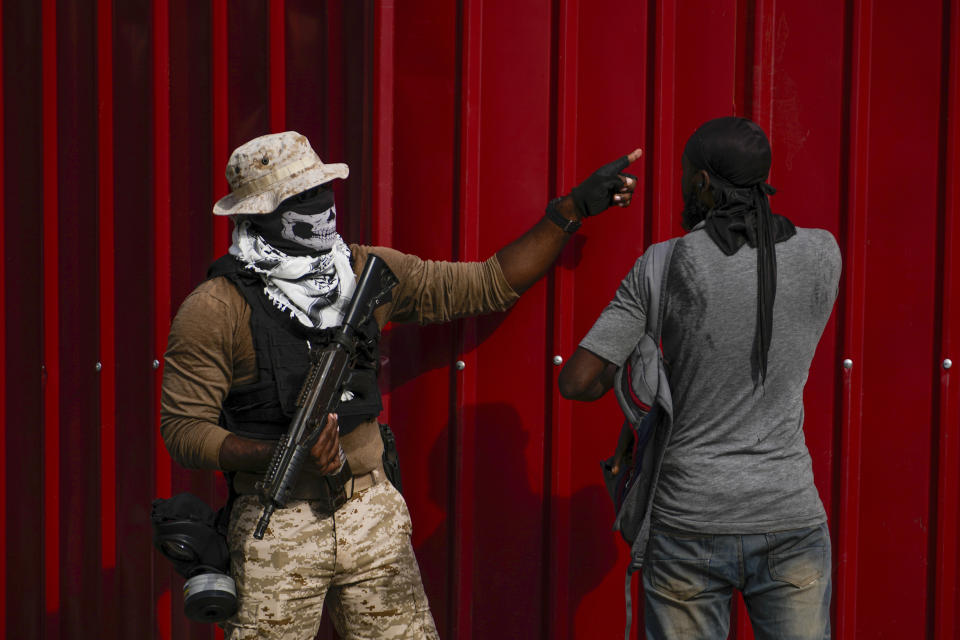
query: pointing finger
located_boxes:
[608,155,630,173]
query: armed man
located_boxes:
[160,131,641,639]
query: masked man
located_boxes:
[161,131,641,639]
[559,117,839,640]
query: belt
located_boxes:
[313,466,384,515]
[347,469,383,497]
[234,466,385,507]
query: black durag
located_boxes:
[683,117,796,386]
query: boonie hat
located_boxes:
[213,131,349,216]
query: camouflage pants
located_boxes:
[222,480,440,639]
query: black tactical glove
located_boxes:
[569,155,637,217]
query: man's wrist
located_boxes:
[544,196,583,233]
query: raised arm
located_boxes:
[497,149,642,294]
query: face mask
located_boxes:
[279,206,338,252]
[247,186,338,254]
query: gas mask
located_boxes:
[151,493,237,623]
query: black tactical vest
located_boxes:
[207,255,383,439]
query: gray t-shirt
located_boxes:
[580,226,840,534]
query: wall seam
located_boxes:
[41,0,60,624]
[547,0,578,636]
[933,0,960,636]
[211,0,229,257]
[453,1,483,637]
[835,0,874,636]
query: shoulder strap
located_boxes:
[612,239,677,424]
[643,238,677,342]
[615,239,677,640]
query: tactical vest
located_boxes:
[207,255,383,439]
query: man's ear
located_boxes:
[696,169,716,209]
[697,169,710,191]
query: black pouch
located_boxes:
[379,423,403,493]
[601,404,661,513]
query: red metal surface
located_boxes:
[836,0,871,637]
[153,0,172,502]
[97,0,116,577]
[935,4,960,639]
[211,0,229,256]
[113,2,162,638]
[857,2,944,637]
[5,1,960,638]
[549,1,577,635]
[453,2,482,638]
[471,4,556,638]
[41,0,60,623]
[269,0,285,132]
[325,0,344,179]
[153,1,173,638]
[0,0,5,636]
[3,1,44,637]
[56,2,103,636]
[0,0,4,635]
[651,0,677,244]
[372,0,395,442]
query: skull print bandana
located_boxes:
[245,187,339,255]
[229,217,356,329]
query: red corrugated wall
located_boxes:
[2,0,958,638]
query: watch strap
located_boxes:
[544,197,582,233]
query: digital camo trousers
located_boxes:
[222,480,440,640]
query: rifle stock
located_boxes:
[253,254,398,539]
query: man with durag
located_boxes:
[160,130,641,639]
[559,117,840,639]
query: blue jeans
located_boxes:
[642,523,831,640]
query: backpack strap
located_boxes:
[643,238,677,343]
[613,239,677,425]
[617,238,677,640]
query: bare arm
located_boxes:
[558,346,617,401]
[217,413,343,476]
[497,149,642,294]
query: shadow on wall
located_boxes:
[415,402,619,639]
[377,233,590,394]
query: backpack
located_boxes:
[600,238,677,640]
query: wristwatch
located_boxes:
[544,197,582,233]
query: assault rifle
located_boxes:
[253,254,398,539]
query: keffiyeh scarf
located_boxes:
[229,219,356,329]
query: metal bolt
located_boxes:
[552,355,563,366]
[152,359,161,370]
[455,360,466,371]
[944,359,953,370]
[95,362,102,372]
[842,359,853,370]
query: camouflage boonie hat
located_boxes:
[213,131,349,216]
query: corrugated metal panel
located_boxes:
[935,4,960,639]
[3,1,958,638]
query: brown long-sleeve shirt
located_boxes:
[160,245,519,495]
